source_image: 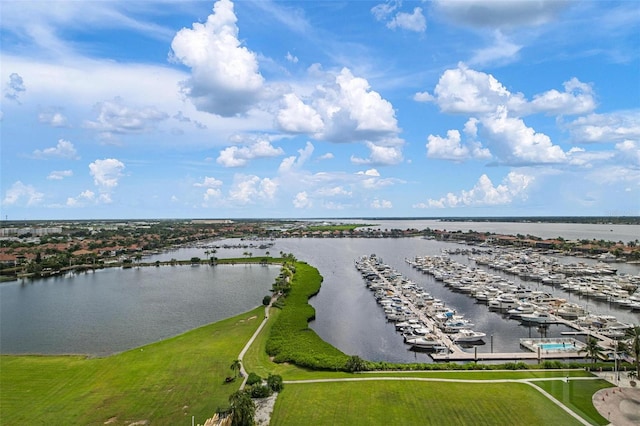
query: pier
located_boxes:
[357,254,629,363]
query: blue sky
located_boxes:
[1,0,638,220]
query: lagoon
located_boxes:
[0,264,279,356]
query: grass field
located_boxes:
[533,379,611,425]
[1,259,612,426]
[271,380,585,425]
[0,307,265,425]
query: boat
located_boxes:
[555,303,587,320]
[520,311,555,324]
[507,302,536,319]
[406,335,441,350]
[488,294,519,311]
[441,319,474,333]
[452,329,486,343]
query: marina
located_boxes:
[356,251,636,363]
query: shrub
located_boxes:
[262,295,272,306]
[250,385,272,398]
[266,374,283,392]
[246,372,262,386]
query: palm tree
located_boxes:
[229,390,255,426]
[579,336,604,365]
[230,359,242,378]
[625,325,640,377]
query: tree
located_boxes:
[345,355,367,372]
[230,359,242,378]
[229,390,255,426]
[579,336,604,365]
[625,326,640,378]
[266,374,283,392]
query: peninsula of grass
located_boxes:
[266,261,350,370]
[271,380,585,426]
[0,307,265,425]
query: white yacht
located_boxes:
[520,311,555,324]
[406,335,441,350]
[488,294,519,311]
[507,302,536,319]
[452,329,486,343]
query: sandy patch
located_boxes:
[254,393,278,426]
[104,417,117,424]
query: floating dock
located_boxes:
[357,254,623,363]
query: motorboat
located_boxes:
[520,311,555,324]
[452,329,486,343]
[555,303,587,320]
[406,335,441,350]
[488,294,519,311]
[507,302,536,319]
[441,319,474,333]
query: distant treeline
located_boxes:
[438,216,640,225]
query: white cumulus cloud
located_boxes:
[426,129,491,161]
[171,0,264,117]
[38,110,68,127]
[277,93,324,133]
[420,172,534,208]
[480,106,567,164]
[529,78,596,116]
[371,198,393,209]
[293,191,312,208]
[217,137,284,167]
[566,110,640,144]
[32,139,79,159]
[387,7,426,33]
[84,97,168,139]
[89,158,125,190]
[66,190,95,207]
[228,174,277,204]
[2,181,44,206]
[351,141,403,165]
[47,170,73,180]
[194,176,224,188]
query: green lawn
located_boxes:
[0,307,265,425]
[533,379,612,425]
[2,258,610,426]
[271,380,584,426]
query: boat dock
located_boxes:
[356,254,624,363]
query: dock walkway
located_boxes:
[358,255,620,363]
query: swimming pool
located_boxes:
[538,342,578,351]
[519,338,585,353]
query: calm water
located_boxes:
[0,264,279,356]
[272,238,640,363]
[339,219,640,243]
[2,219,639,362]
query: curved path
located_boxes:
[237,296,277,390]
